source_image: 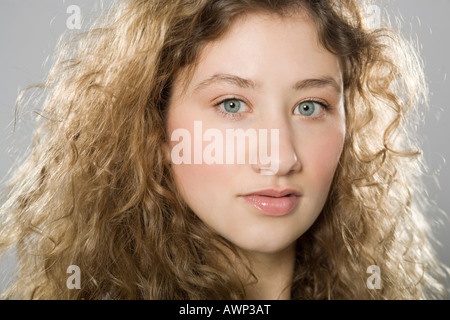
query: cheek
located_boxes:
[173,162,229,190]
[303,128,344,191]
[171,161,233,211]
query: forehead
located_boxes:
[175,11,342,94]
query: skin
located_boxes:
[167,11,346,299]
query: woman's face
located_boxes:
[167,12,346,255]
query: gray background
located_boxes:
[0,0,449,297]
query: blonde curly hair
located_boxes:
[0,0,447,299]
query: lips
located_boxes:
[240,189,301,216]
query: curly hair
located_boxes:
[0,0,447,299]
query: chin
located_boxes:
[233,236,298,256]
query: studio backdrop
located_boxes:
[0,0,449,296]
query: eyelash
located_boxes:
[213,96,331,120]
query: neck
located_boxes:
[241,243,296,300]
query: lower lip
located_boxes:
[241,194,300,216]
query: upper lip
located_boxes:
[241,188,301,198]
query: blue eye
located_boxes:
[220,99,248,113]
[294,101,324,117]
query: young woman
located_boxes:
[0,0,447,299]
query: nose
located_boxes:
[251,115,301,176]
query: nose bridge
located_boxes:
[253,105,301,176]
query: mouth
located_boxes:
[240,189,301,217]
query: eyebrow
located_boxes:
[193,73,257,92]
[193,73,342,94]
[293,77,342,94]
